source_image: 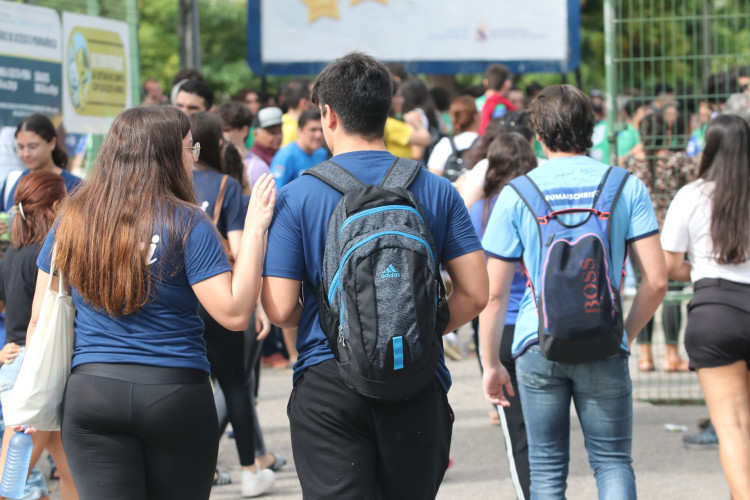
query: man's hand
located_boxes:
[483,364,514,407]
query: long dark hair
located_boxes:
[11,171,66,249]
[190,112,224,173]
[401,78,440,132]
[223,142,247,191]
[698,114,750,264]
[482,132,537,228]
[53,106,196,316]
[15,114,69,169]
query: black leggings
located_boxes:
[474,321,530,500]
[201,307,258,466]
[61,363,218,500]
[216,315,267,458]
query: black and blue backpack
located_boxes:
[509,166,630,364]
[304,158,450,401]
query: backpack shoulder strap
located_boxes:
[380,157,422,190]
[508,175,552,221]
[593,167,630,216]
[448,136,458,155]
[302,160,367,194]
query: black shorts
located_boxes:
[684,278,750,370]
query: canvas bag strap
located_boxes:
[47,245,67,296]
[212,175,228,227]
[302,160,367,194]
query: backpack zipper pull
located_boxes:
[338,325,346,347]
[545,234,555,247]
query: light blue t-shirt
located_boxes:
[481,156,659,358]
[37,207,232,372]
[263,150,482,392]
[270,142,329,188]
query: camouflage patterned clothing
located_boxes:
[622,151,699,228]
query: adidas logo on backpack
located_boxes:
[304,158,450,401]
[509,167,630,364]
[381,264,401,278]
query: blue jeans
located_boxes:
[517,345,636,500]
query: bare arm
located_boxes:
[479,258,516,407]
[403,110,430,148]
[664,250,691,282]
[226,230,242,260]
[625,234,668,345]
[456,181,484,209]
[26,270,55,346]
[261,276,303,328]
[192,174,276,331]
[441,249,489,334]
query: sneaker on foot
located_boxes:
[241,468,274,497]
[682,421,718,449]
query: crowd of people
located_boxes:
[0,52,746,500]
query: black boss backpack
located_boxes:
[304,158,450,401]
[508,167,630,363]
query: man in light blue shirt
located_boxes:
[479,84,668,499]
[270,108,328,188]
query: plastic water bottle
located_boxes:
[0,430,33,499]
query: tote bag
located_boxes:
[3,254,75,431]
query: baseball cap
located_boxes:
[254,107,283,128]
[589,89,604,99]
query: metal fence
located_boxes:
[605,0,750,402]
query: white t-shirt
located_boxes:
[661,179,750,284]
[427,132,479,174]
[465,156,546,188]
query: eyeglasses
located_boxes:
[14,143,42,155]
[185,142,201,163]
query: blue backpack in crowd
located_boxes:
[509,166,630,364]
[304,158,450,401]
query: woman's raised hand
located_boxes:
[248,174,277,232]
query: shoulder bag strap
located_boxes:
[213,175,228,227]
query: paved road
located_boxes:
[207,355,725,499]
[39,348,724,499]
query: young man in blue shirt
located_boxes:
[479,84,668,499]
[270,108,328,188]
[261,52,488,498]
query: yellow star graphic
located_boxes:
[351,0,387,5]
[301,0,340,23]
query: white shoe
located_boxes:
[241,468,275,497]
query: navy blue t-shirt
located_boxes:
[191,169,245,238]
[263,150,483,392]
[37,207,232,373]
[1,169,81,212]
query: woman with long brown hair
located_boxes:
[27,106,275,500]
[189,111,279,496]
[0,171,77,500]
[472,132,537,500]
[427,95,479,178]
[661,113,750,498]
